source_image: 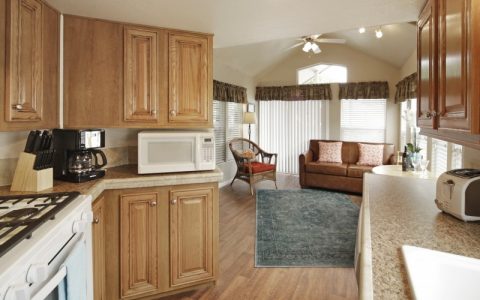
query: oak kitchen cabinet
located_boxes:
[417,0,480,147]
[92,194,107,300]
[63,15,212,129]
[98,183,218,300]
[0,0,59,131]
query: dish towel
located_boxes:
[58,234,88,300]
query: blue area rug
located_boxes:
[255,189,359,267]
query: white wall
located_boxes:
[400,50,417,78]
[213,53,258,186]
[256,43,402,148]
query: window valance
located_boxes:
[338,81,389,100]
[213,80,247,103]
[394,73,417,103]
[255,84,332,101]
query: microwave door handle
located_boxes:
[195,137,200,169]
[31,265,67,300]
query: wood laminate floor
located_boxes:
[164,174,360,300]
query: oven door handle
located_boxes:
[30,265,67,300]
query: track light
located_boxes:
[375,28,383,39]
[358,27,366,34]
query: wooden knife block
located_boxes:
[11,152,53,192]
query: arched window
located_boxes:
[297,64,347,84]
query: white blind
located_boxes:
[213,100,226,164]
[432,138,448,177]
[416,134,428,159]
[259,100,324,174]
[451,143,463,170]
[226,102,243,161]
[340,99,386,143]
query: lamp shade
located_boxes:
[243,112,256,124]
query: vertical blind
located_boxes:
[213,100,243,164]
[259,100,324,174]
[340,99,387,143]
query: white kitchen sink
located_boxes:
[401,245,480,300]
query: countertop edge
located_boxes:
[85,169,223,201]
[359,173,374,300]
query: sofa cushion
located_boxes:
[306,162,348,176]
[347,164,373,178]
[318,141,343,163]
[357,143,384,166]
[241,162,275,173]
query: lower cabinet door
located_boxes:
[120,192,159,297]
[92,195,106,300]
[170,187,214,286]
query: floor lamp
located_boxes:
[243,112,256,141]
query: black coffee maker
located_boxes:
[52,129,108,183]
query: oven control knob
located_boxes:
[26,263,49,284]
[4,284,30,300]
[82,211,94,223]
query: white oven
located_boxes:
[138,131,216,174]
[0,194,93,300]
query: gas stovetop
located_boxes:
[0,191,80,257]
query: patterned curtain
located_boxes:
[255,84,332,101]
[338,81,389,100]
[213,80,247,103]
[394,73,417,103]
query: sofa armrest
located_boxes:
[299,150,313,187]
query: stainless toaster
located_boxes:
[435,169,480,221]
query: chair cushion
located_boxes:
[318,141,343,163]
[357,143,384,166]
[305,162,348,176]
[241,162,275,173]
[347,164,373,178]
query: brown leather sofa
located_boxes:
[299,140,396,194]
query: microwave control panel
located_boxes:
[201,137,215,162]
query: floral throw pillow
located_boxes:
[318,142,343,163]
[357,143,384,166]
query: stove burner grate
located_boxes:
[0,191,80,257]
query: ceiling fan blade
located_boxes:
[315,38,346,44]
[311,34,321,40]
[287,42,304,49]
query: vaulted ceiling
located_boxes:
[49,0,424,48]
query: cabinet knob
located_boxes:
[150,201,157,207]
[13,104,23,110]
[425,111,432,119]
[93,217,99,224]
[171,198,177,205]
[170,110,176,116]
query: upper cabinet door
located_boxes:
[5,0,43,122]
[124,27,160,123]
[417,0,437,129]
[437,0,470,132]
[168,33,212,126]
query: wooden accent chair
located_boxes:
[228,138,278,195]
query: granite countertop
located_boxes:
[0,165,223,200]
[360,173,480,299]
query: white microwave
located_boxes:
[138,131,216,174]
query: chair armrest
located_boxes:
[299,150,313,188]
[262,152,278,165]
[299,150,313,165]
[387,154,396,165]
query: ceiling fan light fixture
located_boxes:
[358,27,366,34]
[303,41,312,52]
[311,43,321,54]
[375,28,383,39]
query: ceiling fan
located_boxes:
[290,34,346,54]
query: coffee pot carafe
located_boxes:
[67,149,107,174]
